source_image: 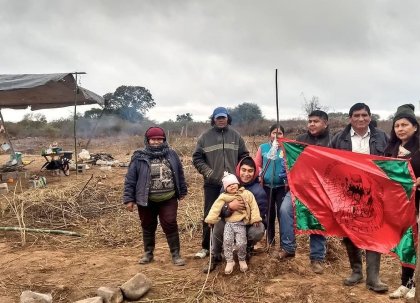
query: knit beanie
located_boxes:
[222,172,239,191]
[145,127,166,140]
[393,104,416,124]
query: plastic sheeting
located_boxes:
[0,73,104,110]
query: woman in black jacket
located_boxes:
[385,104,420,300]
[123,126,188,266]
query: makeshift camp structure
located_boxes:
[0,73,104,173]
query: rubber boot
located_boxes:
[246,241,254,261]
[202,253,222,273]
[139,230,155,264]
[166,232,186,266]
[343,238,363,286]
[366,251,388,293]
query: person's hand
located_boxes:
[253,221,261,227]
[415,177,420,188]
[126,202,136,212]
[229,198,246,212]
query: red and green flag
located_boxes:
[281,139,417,268]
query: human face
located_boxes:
[214,116,228,128]
[148,138,164,147]
[239,164,255,184]
[308,116,327,136]
[226,183,239,193]
[349,109,371,134]
[394,118,418,145]
[270,128,284,141]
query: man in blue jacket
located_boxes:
[202,156,267,273]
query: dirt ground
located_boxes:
[0,136,410,302]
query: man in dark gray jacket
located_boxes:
[330,102,389,293]
[192,107,249,259]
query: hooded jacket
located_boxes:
[234,156,268,221]
[192,125,249,186]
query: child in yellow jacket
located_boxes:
[205,173,262,274]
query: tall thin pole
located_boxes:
[275,69,279,127]
[74,73,78,175]
[71,72,86,176]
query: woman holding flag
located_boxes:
[254,124,291,252]
[385,104,420,301]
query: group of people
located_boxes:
[123,103,420,300]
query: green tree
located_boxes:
[176,113,193,122]
[104,86,155,122]
[84,108,104,119]
[228,102,263,125]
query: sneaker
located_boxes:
[225,261,235,275]
[405,287,415,302]
[389,285,409,299]
[278,249,295,260]
[239,260,248,272]
[194,249,209,259]
[310,260,324,274]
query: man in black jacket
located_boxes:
[192,107,249,259]
[331,102,389,293]
[293,110,331,274]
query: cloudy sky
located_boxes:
[2,0,420,122]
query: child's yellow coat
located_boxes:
[205,187,262,225]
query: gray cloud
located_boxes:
[2,0,420,122]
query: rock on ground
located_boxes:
[20,290,52,303]
[120,272,152,301]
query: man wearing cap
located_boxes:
[331,102,389,293]
[193,107,249,259]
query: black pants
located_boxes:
[138,197,179,235]
[202,184,222,250]
[402,266,415,288]
[264,186,287,245]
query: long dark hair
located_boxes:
[384,116,420,157]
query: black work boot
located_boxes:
[342,238,363,286]
[166,232,186,266]
[246,241,255,261]
[202,254,222,273]
[365,251,388,293]
[139,230,155,264]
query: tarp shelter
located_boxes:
[0,73,104,172]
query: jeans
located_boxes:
[279,191,326,260]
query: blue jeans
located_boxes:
[279,191,326,261]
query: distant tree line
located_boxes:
[2,86,393,139]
